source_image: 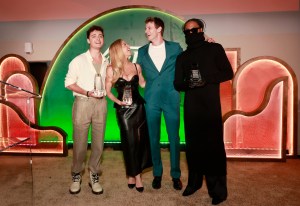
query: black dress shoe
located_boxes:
[182,185,201,196]
[128,184,135,189]
[212,197,227,205]
[172,178,182,190]
[136,187,144,193]
[152,176,162,189]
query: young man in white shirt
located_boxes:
[65,25,108,195]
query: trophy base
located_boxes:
[122,98,132,106]
[93,90,104,97]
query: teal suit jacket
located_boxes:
[137,40,183,178]
[137,40,183,106]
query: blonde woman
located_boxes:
[105,39,152,192]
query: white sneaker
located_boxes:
[89,171,103,194]
[69,173,81,194]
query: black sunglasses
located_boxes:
[183,28,200,35]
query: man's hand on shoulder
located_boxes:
[204,34,216,43]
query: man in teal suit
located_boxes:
[137,17,183,190]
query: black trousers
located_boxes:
[206,175,227,199]
[187,171,227,199]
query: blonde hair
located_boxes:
[109,39,126,83]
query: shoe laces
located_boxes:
[91,172,99,184]
[72,173,81,182]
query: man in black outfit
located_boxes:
[174,18,233,205]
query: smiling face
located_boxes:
[145,21,162,43]
[121,40,131,58]
[87,30,104,49]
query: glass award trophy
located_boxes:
[188,63,205,88]
[94,74,104,97]
[122,85,132,105]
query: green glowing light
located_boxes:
[39,6,186,144]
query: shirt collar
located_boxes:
[85,50,108,64]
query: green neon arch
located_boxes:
[39,6,186,144]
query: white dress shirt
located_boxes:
[65,50,108,97]
[149,41,166,72]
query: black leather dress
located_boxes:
[114,74,152,176]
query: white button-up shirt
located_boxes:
[65,50,109,97]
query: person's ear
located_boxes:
[157,26,162,33]
[87,39,90,44]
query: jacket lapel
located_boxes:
[143,44,159,73]
[160,41,170,73]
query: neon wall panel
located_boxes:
[39,6,187,144]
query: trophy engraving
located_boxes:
[188,63,205,88]
[122,85,132,105]
[94,74,104,97]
